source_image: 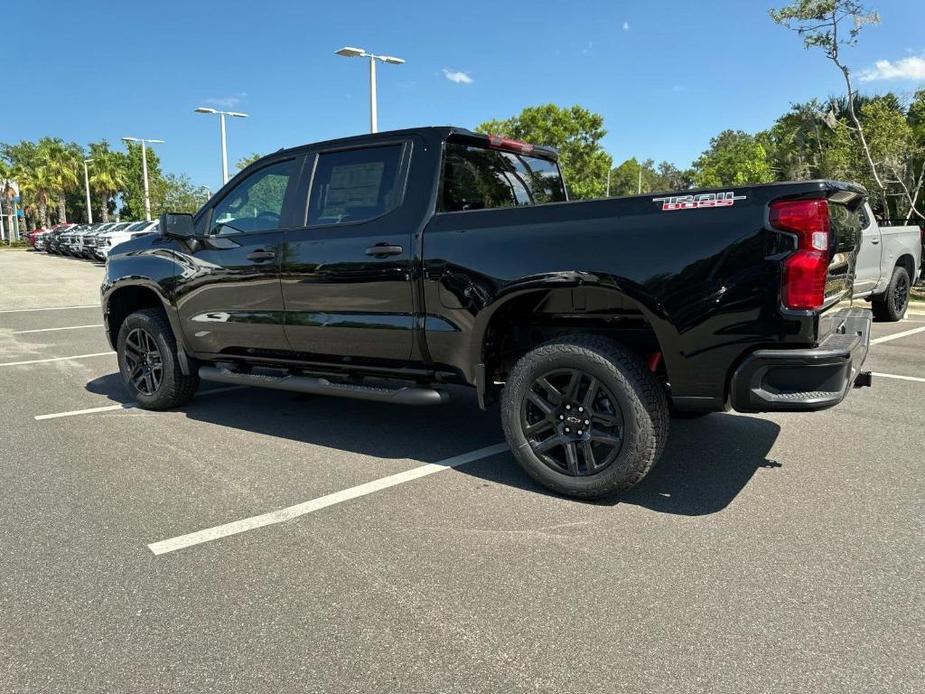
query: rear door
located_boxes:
[853,203,882,295]
[280,140,416,362]
[174,156,302,356]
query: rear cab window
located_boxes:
[439,140,566,212]
[307,145,404,226]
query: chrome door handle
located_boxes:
[247,249,276,261]
[365,244,403,257]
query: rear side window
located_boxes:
[308,145,403,226]
[439,143,566,212]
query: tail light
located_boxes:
[770,199,830,310]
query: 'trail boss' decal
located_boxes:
[652,192,746,211]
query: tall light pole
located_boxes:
[122,137,164,221]
[335,47,405,133]
[82,159,94,223]
[194,107,248,184]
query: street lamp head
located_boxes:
[336,46,366,58]
[195,107,218,114]
[122,136,139,143]
[379,55,405,64]
[227,111,249,118]
[84,158,94,164]
[147,139,165,144]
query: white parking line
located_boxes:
[872,372,925,384]
[0,304,99,314]
[148,442,511,556]
[13,324,103,334]
[34,385,250,421]
[0,351,114,367]
[870,325,925,345]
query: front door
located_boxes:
[280,142,415,362]
[174,156,302,356]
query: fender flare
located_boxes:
[468,272,679,387]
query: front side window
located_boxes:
[211,159,296,235]
[308,145,403,226]
[440,143,566,212]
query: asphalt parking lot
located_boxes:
[1,250,922,693]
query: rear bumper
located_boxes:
[730,307,872,413]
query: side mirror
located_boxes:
[160,212,196,239]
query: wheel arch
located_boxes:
[103,281,185,359]
[470,277,678,405]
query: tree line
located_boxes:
[481,1,925,223]
[0,138,213,230]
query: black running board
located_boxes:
[198,366,449,406]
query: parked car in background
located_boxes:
[853,204,922,321]
[96,220,159,259]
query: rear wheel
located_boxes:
[501,335,669,500]
[872,265,910,322]
[116,309,198,410]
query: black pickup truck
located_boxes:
[102,126,872,499]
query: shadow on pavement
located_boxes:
[86,373,780,515]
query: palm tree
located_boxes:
[87,141,126,222]
[39,138,80,224]
[18,164,55,229]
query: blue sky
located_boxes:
[3,0,924,191]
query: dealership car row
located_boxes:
[27,220,159,260]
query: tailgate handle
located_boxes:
[365,243,403,257]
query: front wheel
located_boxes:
[501,335,669,500]
[872,265,910,322]
[116,309,199,410]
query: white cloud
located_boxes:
[205,92,247,107]
[859,55,925,82]
[442,69,473,84]
[623,20,630,31]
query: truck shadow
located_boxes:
[86,375,780,516]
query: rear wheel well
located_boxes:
[896,254,916,281]
[106,286,167,347]
[480,289,666,404]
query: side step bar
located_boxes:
[198,366,449,406]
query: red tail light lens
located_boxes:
[770,199,830,310]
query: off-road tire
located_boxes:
[501,335,669,500]
[116,308,199,410]
[871,265,910,322]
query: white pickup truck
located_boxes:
[854,203,922,321]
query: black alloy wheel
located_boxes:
[122,327,164,396]
[520,368,625,477]
[892,271,909,315]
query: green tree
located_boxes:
[767,1,918,214]
[119,142,164,220]
[87,141,126,223]
[609,158,659,196]
[236,152,263,171]
[692,130,775,187]
[155,173,211,215]
[39,138,81,224]
[608,159,692,196]
[477,104,612,199]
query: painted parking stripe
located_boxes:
[13,324,103,334]
[148,442,511,556]
[872,372,925,384]
[0,304,99,314]
[34,386,250,421]
[870,325,925,345]
[0,351,114,367]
